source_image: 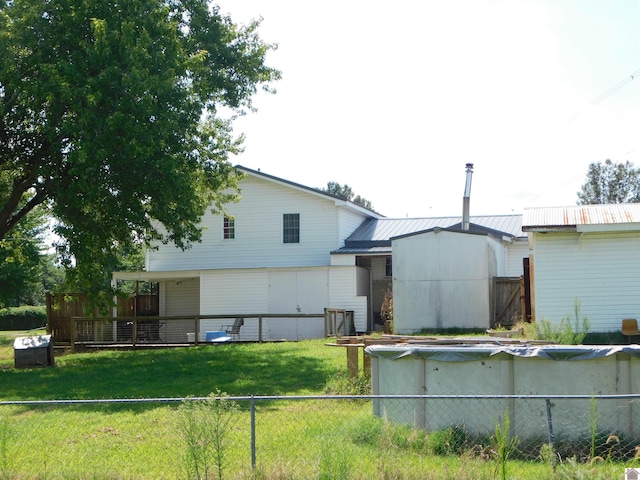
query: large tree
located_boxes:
[0,0,279,305]
[577,159,640,204]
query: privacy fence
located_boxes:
[1,394,639,479]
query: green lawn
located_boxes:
[0,333,631,479]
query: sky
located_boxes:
[216,0,640,218]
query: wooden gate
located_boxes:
[492,277,523,328]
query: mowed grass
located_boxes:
[0,332,629,479]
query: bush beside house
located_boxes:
[0,306,47,331]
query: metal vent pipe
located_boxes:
[462,163,474,230]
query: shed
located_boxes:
[391,226,507,332]
[14,335,55,368]
[523,204,640,332]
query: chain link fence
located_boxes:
[1,394,638,478]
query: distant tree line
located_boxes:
[321,181,375,211]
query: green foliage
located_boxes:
[0,414,13,480]
[177,391,239,480]
[428,426,469,456]
[346,415,430,454]
[539,443,557,476]
[522,299,590,344]
[380,287,393,333]
[0,206,62,307]
[321,181,375,211]
[577,159,640,204]
[0,0,280,309]
[0,306,46,330]
[317,436,353,480]
[323,369,371,396]
[491,409,520,480]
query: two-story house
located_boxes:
[113,166,529,340]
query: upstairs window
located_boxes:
[223,216,235,239]
[283,213,300,243]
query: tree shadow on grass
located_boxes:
[0,342,338,407]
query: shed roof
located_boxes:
[523,204,640,232]
[332,214,524,254]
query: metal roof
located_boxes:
[332,214,524,254]
[347,214,524,242]
[523,204,640,230]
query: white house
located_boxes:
[113,166,383,340]
[523,203,640,332]
[113,166,529,339]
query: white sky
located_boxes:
[217,0,640,218]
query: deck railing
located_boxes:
[48,312,355,351]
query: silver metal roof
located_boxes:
[332,214,524,254]
[348,214,524,242]
[523,204,640,229]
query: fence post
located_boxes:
[195,316,200,345]
[70,317,76,353]
[251,396,256,470]
[545,398,555,446]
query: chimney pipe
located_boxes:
[462,163,473,231]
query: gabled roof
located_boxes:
[236,165,383,219]
[523,204,640,232]
[390,222,514,242]
[332,214,524,254]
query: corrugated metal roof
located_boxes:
[523,204,640,229]
[334,215,523,254]
[346,214,524,244]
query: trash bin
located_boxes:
[14,335,55,368]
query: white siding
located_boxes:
[337,207,369,246]
[329,267,369,333]
[532,231,640,332]
[393,231,494,332]
[331,253,356,266]
[506,238,529,277]
[198,266,364,339]
[163,278,200,316]
[147,175,345,271]
[200,270,269,314]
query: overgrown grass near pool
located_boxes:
[0,334,632,479]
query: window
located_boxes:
[385,257,392,277]
[283,213,300,243]
[223,216,235,239]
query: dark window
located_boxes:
[385,257,392,277]
[283,213,300,243]
[223,216,235,239]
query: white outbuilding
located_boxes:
[523,203,640,332]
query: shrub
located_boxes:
[323,369,371,396]
[0,306,46,331]
[521,298,590,345]
[428,425,469,456]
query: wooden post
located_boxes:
[70,317,76,353]
[258,316,263,343]
[195,316,200,345]
[132,318,137,347]
[346,345,359,378]
[363,339,371,377]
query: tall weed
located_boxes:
[522,298,590,344]
[177,391,239,480]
